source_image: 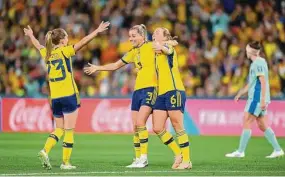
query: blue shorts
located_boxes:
[244,100,267,117]
[154,90,186,113]
[51,94,81,118]
[131,87,157,111]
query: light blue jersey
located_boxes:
[245,57,270,117]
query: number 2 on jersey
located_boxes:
[47,59,66,82]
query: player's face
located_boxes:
[129,30,144,47]
[246,45,253,60]
[152,28,165,42]
[61,31,68,46]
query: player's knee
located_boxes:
[257,121,267,132]
[136,119,145,127]
[153,126,164,134]
[243,116,253,128]
[243,121,251,129]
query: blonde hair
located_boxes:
[45,28,67,61]
[161,28,177,40]
[130,24,148,41]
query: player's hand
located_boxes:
[164,40,178,46]
[152,42,163,52]
[95,21,110,33]
[23,25,33,36]
[234,94,241,102]
[84,63,98,75]
[260,101,266,110]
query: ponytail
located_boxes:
[45,31,53,61]
[162,27,178,40]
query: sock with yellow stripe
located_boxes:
[177,130,190,162]
[137,126,148,158]
[62,129,74,165]
[133,131,141,159]
[158,129,181,156]
[44,128,64,154]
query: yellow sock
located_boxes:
[177,130,190,162]
[62,129,74,164]
[137,126,148,157]
[44,128,64,154]
[158,129,181,156]
[133,131,141,158]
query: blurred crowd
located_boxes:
[1,0,285,98]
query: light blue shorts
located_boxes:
[244,100,267,117]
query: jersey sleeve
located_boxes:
[121,49,135,64]
[254,60,266,76]
[39,48,47,58]
[62,45,76,58]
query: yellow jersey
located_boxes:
[155,45,185,95]
[40,45,79,99]
[121,42,157,90]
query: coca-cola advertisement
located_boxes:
[1,98,155,133]
[2,98,53,132]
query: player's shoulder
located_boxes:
[141,41,152,48]
[40,47,47,52]
[254,57,267,66]
[255,57,267,66]
[127,47,136,53]
[39,47,47,57]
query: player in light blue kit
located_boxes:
[226,41,284,158]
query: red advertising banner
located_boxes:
[2,98,53,132]
[1,98,155,133]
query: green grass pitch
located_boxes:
[0,133,284,176]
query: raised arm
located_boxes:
[23,26,44,50]
[83,60,126,75]
[74,21,110,52]
[235,84,249,101]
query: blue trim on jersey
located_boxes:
[248,101,257,114]
[62,51,72,73]
[61,51,76,95]
[167,53,177,90]
[155,54,159,89]
[253,78,261,102]
[167,53,174,68]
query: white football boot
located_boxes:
[172,154,182,169]
[175,161,192,169]
[266,149,284,158]
[60,163,77,170]
[126,158,140,168]
[135,156,148,168]
[38,150,52,170]
[225,150,245,158]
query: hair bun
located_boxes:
[140,24,146,29]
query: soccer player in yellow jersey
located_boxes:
[23,21,110,170]
[85,24,155,168]
[85,25,176,168]
[151,28,192,169]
